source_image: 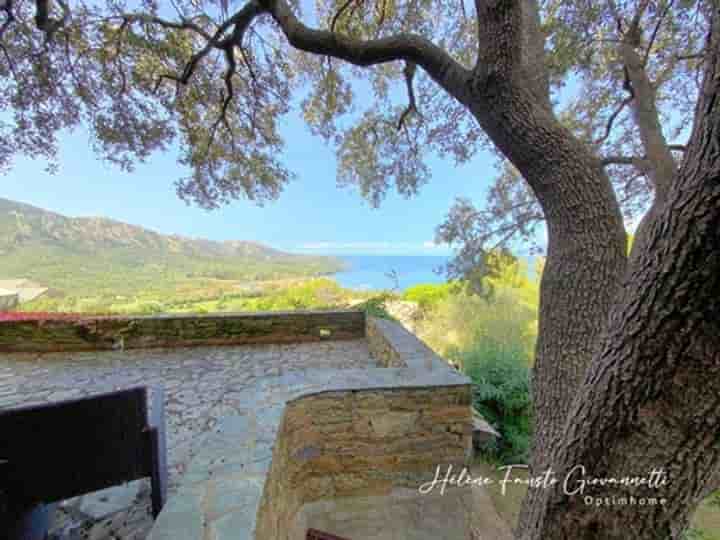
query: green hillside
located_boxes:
[0,198,343,298]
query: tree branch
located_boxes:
[595,96,633,145]
[677,51,706,61]
[330,0,355,34]
[135,1,262,90]
[258,0,469,93]
[34,0,70,43]
[628,0,652,44]
[0,41,17,81]
[618,18,678,200]
[600,155,649,168]
[397,61,419,129]
[34,0,49,30]
[119,14,212,41]
[376,0,389,30]
[642,0,674,68]
[0,0,15,41]
[207,45,238,153]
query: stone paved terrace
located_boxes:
[1,340,377,539]
[0,312,490,540]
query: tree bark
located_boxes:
[459,1,629,534]
[619,20,679,262]
[519,8,720,537]
[619,4,720,500]
[620,35,678,201]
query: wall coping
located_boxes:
[0,310,366,352]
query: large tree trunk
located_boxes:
[463,0,628,534]
[517,7,720,539]
[466,77,628,538]
[620,8,719,502]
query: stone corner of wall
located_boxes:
[365,316,470,385]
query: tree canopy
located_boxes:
[0,0,708,262]
[439,0,707,259]
[1,0,480,207]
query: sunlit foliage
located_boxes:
[0,0,710,285]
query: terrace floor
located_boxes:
[1,339,378,540]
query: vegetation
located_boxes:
[684,527,720,540]
[460,345,532,464]
[0,198,343,298]
[24,278,378,315]
[413,264,539,362]
[4,0,720,533]
[401,282,455,311]
[352,293,399,321]
[402,256,538,465]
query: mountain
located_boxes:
[0,197,343,296]
[1,197,292,259]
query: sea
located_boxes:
[331,255,452,291]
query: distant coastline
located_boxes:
[331,255,452,291]
[328,254,539,291]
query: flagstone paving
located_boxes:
[0,340,378,540]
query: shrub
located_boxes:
[451,343,532,464]
[402,282,454,311]
[417,285,538,362]
[356,293,398,321]
[684,528,712,540]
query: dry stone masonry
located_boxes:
[0,311,476,540]
[0,311,365,353]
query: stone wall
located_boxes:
[140,313,474,540]
[366,316,450,371]
[256,385,473,540]
[0,310,365,353]
[365,316,406,367]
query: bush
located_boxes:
[451,343,532,464]
[416,285,538,362]
[402,282,454,311]
[684,528,713,540]
[356,293,398,320]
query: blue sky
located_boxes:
[1,106,510,256]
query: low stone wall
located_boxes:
[0,310,365,353]
[366,316,449,371]
[366,316,407,367]
[144,314,473,540]
[256,385,473,540]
